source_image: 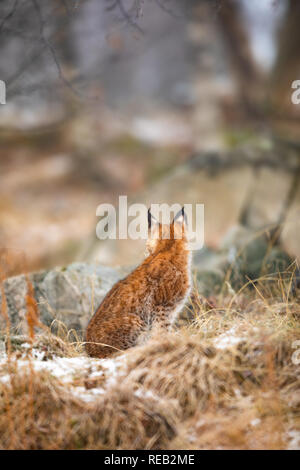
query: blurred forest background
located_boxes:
[1,1,300,451]
[0,0,300,277]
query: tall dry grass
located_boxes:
[0,247,299,449]
[0,369,180,449]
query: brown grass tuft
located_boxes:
[124,333,237,418]
[123,321,299,419]
[0,369,180,450]
[88,385,180,449]
[0,266,299,449]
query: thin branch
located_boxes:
[5,1,75,90]
[154,0,189,20]
[6,44,48,91]
[0,0,19,35]
[116,0,144,34]
[105,0,118,12]
[0,24,40,41]
[30,0,89,99]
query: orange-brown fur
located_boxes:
[85,210,191,358]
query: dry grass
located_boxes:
[121,308,299,449]
[0,369,180,449]
[2,330,82,359]
[0,264,299,449]
[124,334,238,418]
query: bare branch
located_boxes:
[116,0,144,34]
[0,0,19,35]
[0,24,40,41]
[6,44,48,91]
[154,0,190,20]
[30,0,89,100]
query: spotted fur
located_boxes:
[85,208,191,358]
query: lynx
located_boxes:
[85,207,191,358]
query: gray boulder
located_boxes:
[0,263,122,337]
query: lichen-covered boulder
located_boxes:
[0,263,122,337]
[216,225,293,287]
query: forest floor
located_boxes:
[0,270,299,450]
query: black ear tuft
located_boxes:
[181,206,188,224]
[148,208,152,229]
[174,206,187,224]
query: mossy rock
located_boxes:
[227,242,292,289]
[262,248,292,275]
[195,270,224,297]
[0,263,122,335]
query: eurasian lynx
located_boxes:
[85,207,191,358]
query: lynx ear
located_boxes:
[173,206,187,225]
[148,208,152,229]
[148,208,158,229]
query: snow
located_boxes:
[0,328,248,401]
[134,388,158,400]
[250,418,261,427]
[71,386,106,402]
[0,346,125,402]
[287,430,300,450]
[131,115,191,146]
[214,327,245,350]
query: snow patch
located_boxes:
[0,351,126,402]
[287,430,300,450]
[214,327,245,350]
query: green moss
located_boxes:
[223,128,273,151]
[103,134,152,155]
[223,129,256,148]
[227,240,292,290]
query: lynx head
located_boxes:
[146,206,188,255]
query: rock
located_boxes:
[192,246,227,271]
[220,225,293,289]
[190,226,293,303]
[281,184,300,261]
[0,263,122,337]
[262,248,293,275]
[194,270,224,298]
[241,167,294,228]
[291,268,300,297]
